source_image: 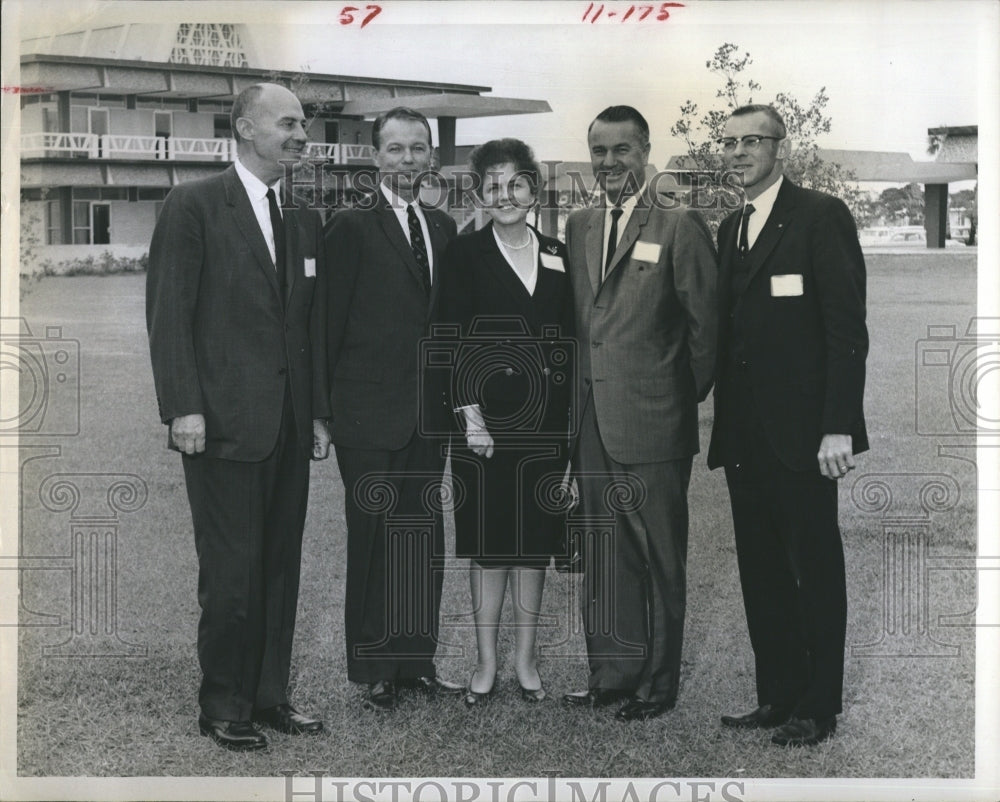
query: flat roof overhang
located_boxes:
[341,93,552,119]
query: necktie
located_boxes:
[603,206,623,282]
[737,202,755,260]
[266,187,287,299]
[407,204,431,294]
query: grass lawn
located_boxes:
[12,251,980,781]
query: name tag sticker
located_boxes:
[771,274,803,297]
[540,253,564,272]
[632,241,661,263]
[304,257,316,278]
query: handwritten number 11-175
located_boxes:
[583,3,684,22]
[340,5,382,27]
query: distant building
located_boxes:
[18,22,550,271]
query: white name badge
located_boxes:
[632,241,661,263]
[540,253,564,272]
[771,274,804,297]
[304,257,316,278]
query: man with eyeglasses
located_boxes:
[708,104,868,746]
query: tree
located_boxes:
[670,43,871,228]
[871,183,925,226]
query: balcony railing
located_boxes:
[22,133,375,164]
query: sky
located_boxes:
[248,1,993,166]
[9,0,995,170]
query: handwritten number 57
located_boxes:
[340,5,382,27]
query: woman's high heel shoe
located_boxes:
[519,684,547,703]
[463,683,496,707]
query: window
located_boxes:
[72,201,91,244]
[46,200,63,245]
[214,114,232,139]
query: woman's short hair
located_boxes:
[468,138,543,198]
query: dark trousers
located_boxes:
[182,387,309,722]
[573,395,692,705]
[721,372,847,720]
[335,431,446,684]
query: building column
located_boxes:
[924,183,948,249]
[437,116,456,168]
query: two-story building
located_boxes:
[18,22,551,272]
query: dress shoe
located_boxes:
[721,704,793,730]
[519,684,547,703]
[252,703,323,735]
[198,715,268,751]
[398,675,465,696]
[771,715,837,747]
[363,680,397,712]
[615,697,672,722]
[463,683,497,708]
[561,688,631,708]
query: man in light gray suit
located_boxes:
[562,106,717,721]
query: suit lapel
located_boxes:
[743,180,796,285]
[584,208,603,295]
[283,206,299,305]
[605,193,653,279]
[426,207,451,313]
[223,167,281,301]
[374,192,426,291]
[478,224,537,320]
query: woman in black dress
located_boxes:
[435,139,573,705]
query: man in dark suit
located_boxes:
[562,106,717,721]
[147,83,330,751]
[708,104,868,747]
[325,107,461,712]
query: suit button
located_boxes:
[592,341,602,348]
[584,377,591,385]
[504,368,513,376]
[278,367,288,375]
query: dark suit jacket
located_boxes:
[433,223,574,435]
[325,190,457,450]
[707,179,869,472]
[565,188,718,464]
[146,165,329,461]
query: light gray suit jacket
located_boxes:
[565,188,718,464]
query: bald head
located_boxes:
[232,82,307,183]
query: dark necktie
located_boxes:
[737,202,756,260]
[266,187,287,299]
[407,204,431,294]
[603,206,623,281]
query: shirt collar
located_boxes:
[745,174,783,218]
[234,157,279,201]
[380,181,422,214]
[608,182,648,214]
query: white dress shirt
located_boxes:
[234,157,282,266]
[380,182,434,278]
[602,182,647,271]
[744,175,784,249]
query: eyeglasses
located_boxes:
[716,135,784,152]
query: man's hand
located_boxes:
[817,433,855,480]
[312,418,331,461]
[171,413,206,455]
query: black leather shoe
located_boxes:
[615,697,672,721]
[561,688,631,708]
[721,704,793,730]
[519,684,547,703]
[398,675,465,696]
[198,715,268,751]
[363,680,397,712]
[252,703,323,735]
[771,715,837,746]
